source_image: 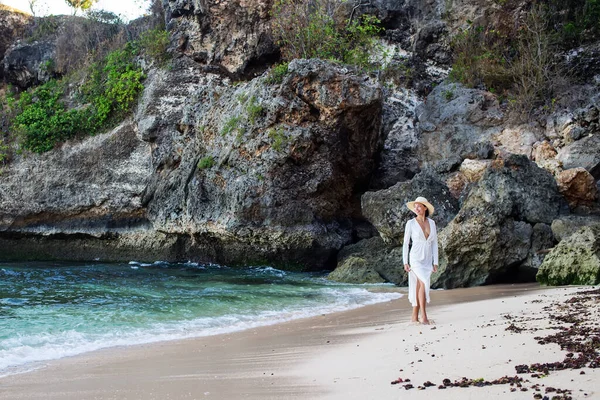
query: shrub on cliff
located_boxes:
[449,2,558,118]
[8,41,145,153]
[271,0,383,69]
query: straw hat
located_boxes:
[406,196,435,216]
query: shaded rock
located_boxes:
[556,168,599,208]
[3,38,55,88]
[551,215,600,242]
[537,225,600,285]
[362,170,459,244]
[521,223,555,279]
[416,81,502,172]
[164,0,278,78]
[557,134,600,179]
[370,87,420,189]
[0,6,31,80]
[328,236,405,284]
[433,155,566,288]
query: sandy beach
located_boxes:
[1,283,598,400]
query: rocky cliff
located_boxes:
[1,0,599,284]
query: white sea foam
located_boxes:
[0,288,401,378]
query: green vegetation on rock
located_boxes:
[0,30,172,153]
[197,155,215,169]
[271,0,383,70]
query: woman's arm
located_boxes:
[403,220,411,271]
[431,220,439,271]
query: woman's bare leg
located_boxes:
[410,273,420,322]
[411,304,419,322]
[417,279,429,324]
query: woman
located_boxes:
[402,196,439,325]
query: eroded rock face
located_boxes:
[0,59,383,268]
[433,155,566,288]
[0,120,154,261]
[537,225,600,285]
[416,81,502,172]
[164,0,278,78]
[0,7,31,81]
[557,134,600,179]
[142,59,381,267]
[3,39,55,88]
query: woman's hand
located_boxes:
[433,264,438,273]
[404,264,410,272]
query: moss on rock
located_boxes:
[536,225,600,285]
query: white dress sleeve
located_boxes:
[431,219,439,265]
[402,219,411,265]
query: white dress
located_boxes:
[402,218,439,307]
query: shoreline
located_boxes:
[1,283,597,399]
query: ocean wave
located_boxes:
[0,288,401,378]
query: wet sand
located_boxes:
[1,283,597,399]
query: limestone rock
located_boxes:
[445,171,468,199]
[556,168,599,208]
[0,59,384,269]
[0,121,152,234]
[557,134,600,179]
[493,126,542,158]
[142,59,383,268]
[0,6,31,81]
[459,158,492,182]
[416,81,502,172]
[532,140,557,162]
[328,236,405,284]
[371,87,421,189]
[433,154,566,289]
[551,215,600,242]
[537,225,600,285]
[164,0,277,78]
[327,256,387,284]
[361,170,459,244]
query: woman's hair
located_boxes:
[425,209,429,217]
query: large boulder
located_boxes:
[557,134,600,179]
[556,168,599,209]
[361,170,459,244]
[433,154,567,288]
[416,81,502,172]
[537,225,600,286]
[328,237,405,284]
[163,0,278,78]
[551,215,600,242]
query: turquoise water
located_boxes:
[0,261,401,377]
